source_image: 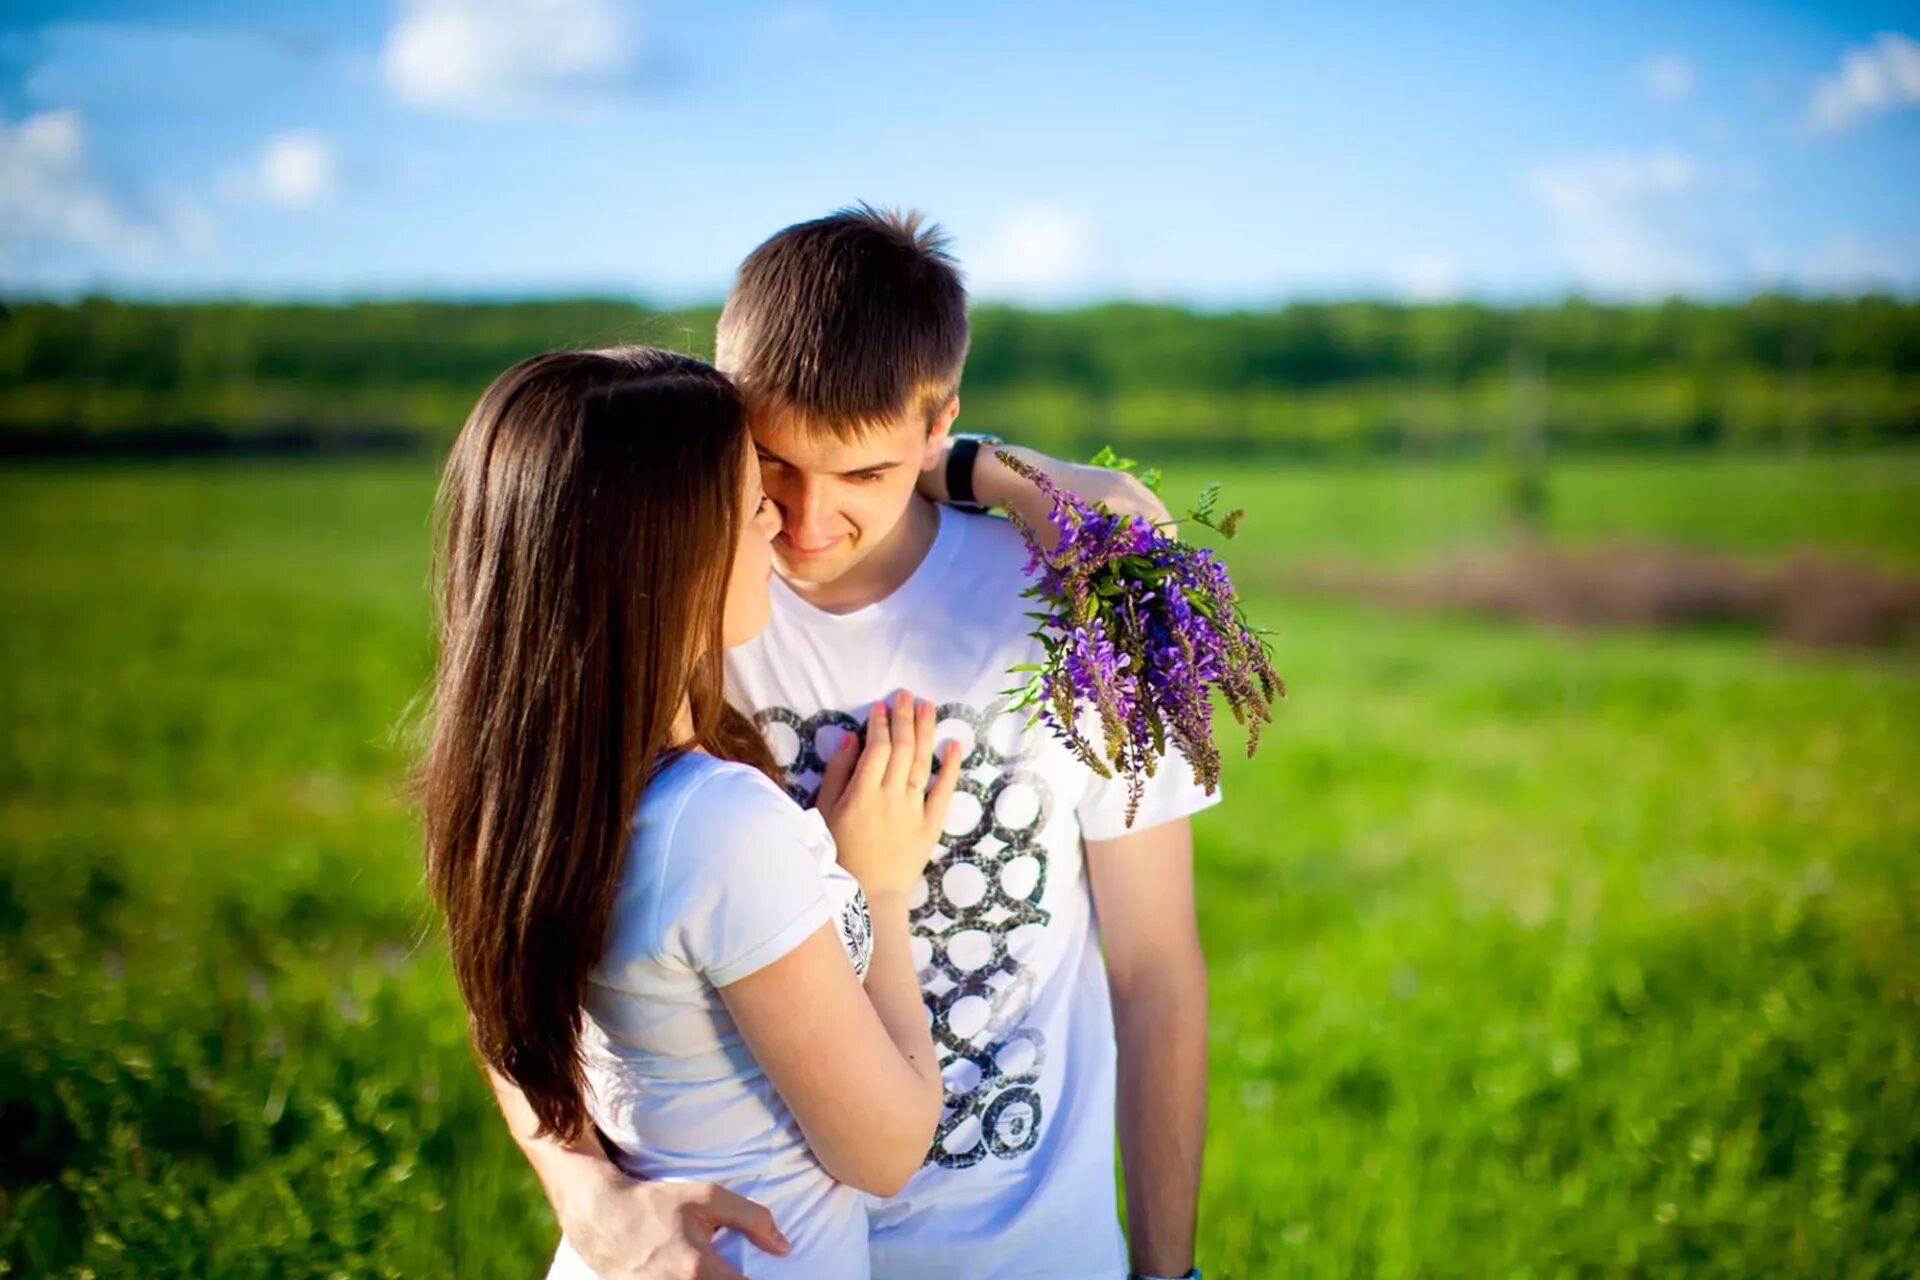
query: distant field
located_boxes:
[2,450,1917,1277]
[1158,447,1920,568]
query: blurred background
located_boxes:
[3,2,1918,1276]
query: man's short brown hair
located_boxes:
[715,204,969,436]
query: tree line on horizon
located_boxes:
[2,294,1916,457]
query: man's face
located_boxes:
[749,403,951,588]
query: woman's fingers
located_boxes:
[880,691,917,792]
[815,731,857,814]
[850,701,891,791]
[923,739,963,833]
[905,698,936,792]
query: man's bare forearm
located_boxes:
[488,1066,625,1217]
[487,1058,788,1278]
[1113,963,1209,1275]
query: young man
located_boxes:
[492,208,1213,1280]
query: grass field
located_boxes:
[3,450,1918,1278]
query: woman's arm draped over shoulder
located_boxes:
[919,435,1175,544]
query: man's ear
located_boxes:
[920,395,961,470]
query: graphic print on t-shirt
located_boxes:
[836,886,873,980]
[755,697,1053,1169]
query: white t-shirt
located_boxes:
[726,505,1219,1280]
[547,752,875,1280]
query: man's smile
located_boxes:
[778,533,848,556]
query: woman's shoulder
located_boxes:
[644,754,807,849]
[617,753,833,985]
[628,754,825,911]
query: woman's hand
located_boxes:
[815,691,961,899]
[980,445,1177,549]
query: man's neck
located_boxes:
[785,495,939,614]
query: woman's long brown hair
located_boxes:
[419,346,777,1140]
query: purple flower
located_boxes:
[998,451,1285,826]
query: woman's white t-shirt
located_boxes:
[547,752,874,1280]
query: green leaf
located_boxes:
[1186,482,1222,524]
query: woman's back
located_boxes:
[549,752,873,1279]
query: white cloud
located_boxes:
[1640,53,1695,104]
[0,108,198,267]
[969,206,1099,301]
[1807,31,1920,134]
[251,131,339,208]
[382,0,638,114]
[1528,150,1712,295]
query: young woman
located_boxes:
[417,347,961,1277]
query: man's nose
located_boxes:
[781,480,836,543]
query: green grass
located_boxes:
[3,451,1917,1277]
[1159,448,1920,568]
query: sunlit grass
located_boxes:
[3,451,1917,1277]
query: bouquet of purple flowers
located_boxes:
[999,449,1285,826]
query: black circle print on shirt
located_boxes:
[754,698,1053,1170]
[754,705,864,808]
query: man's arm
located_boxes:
[1085,818,1208,1278]
[487,1067,789,1280]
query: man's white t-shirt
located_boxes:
[548,752,875,1280]
[726,505,1219,1280]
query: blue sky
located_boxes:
[3,0,1917,303]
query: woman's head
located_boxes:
[419,346,778,1140]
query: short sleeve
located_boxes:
[659,765,835,987]
[1074,738,1223,843]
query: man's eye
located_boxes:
[849,471,883,484]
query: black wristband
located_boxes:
[946,436,985,508]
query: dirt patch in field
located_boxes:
[1279,545,1920,649]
